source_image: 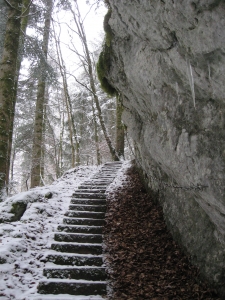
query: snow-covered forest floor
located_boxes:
[0,163,127,300]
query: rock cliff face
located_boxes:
[105,0,225,295]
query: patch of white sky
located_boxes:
[53,0,107,79]
[21,1,107,83]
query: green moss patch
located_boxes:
[97,8,117,96]
[103,9,113,47]
[10,201,27,221]
[97,48,116,96]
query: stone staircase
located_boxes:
[35,162,122,300]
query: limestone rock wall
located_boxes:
[106,0,225,295]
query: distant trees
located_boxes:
[65,0,119,161]
[0,0,126,196]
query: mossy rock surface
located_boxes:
[0,257,7,264]
[97,49,116,96]
[10,200,27,221]
[97,9,117,96]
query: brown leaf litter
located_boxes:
[104,165,220,300]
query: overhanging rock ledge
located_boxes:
[103,0,225,296]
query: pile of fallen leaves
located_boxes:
[104,166,220,300]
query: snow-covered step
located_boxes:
[30,295,105,300]
[43,266,106,281]
[41,253,104,266]
[68,204,106,212]
[76,188,106,193]
[80,180,108,184]
[92,176,114,180]
[58,225,103,234]
[104,162,122,165]
[35,162,123,299]
[94,173,115,176]
[65,211,105,219]
[83,180,111,184]
[38,279,107,296]
[71,199,106,205]
[51,242,103,255]
[72,192,106,199]
[54,233,103,244]
[63,217,105,226]
[78,185,107,190]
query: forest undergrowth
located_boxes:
[104,166,220,300]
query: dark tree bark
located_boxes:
[0,0,23,198]
[30,0,53,188]
[8,0,31,190]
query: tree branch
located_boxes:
[4,0,21,11]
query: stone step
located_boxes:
[76,189,106,194]
[102,168,121,170]
[43,266,106,281]
[87,177,113,180]
[58,225,103,234]
[65,211,105,219]
[68,204,106,212]
[83,180,110,184]
[72,193,106,199]
[30,295,105,300]
[103,163,122,167]
[92,176,114,179]
[38,279,107,295]
[90,179,113,183]
[78,185,107,190]
[51,242,103,255]
[95,173,115,175]
[54,233,102,244]
[41,253,104,266]
[63,218,105,226]
[82,181,111,186]
[100,170,120,173]
[71,199,106,205]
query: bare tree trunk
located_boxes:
[58,92,64,177]
[91,99,101,165]
[0,0,22,198]
[64,93,76,168]
[69,0,119,161]
[0,1,9,60]
[30,0,53,188]
[8,0,31,188]
[52,21,80,167]
[116,93,124,159]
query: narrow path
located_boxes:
[34,162,122,300]
[104,165,220,300]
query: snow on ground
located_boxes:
[0,161,132,300]
[0,165,100,300]
[105,161,132,195]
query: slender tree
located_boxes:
[115,93,124,159]
[68,0,119,161]
[91,98,101,165]
[30,0,53,188]
[0,0,23,198]
[52,21,80,166]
